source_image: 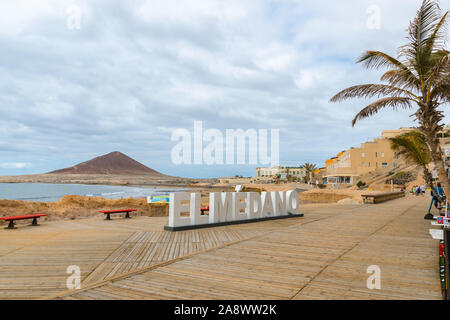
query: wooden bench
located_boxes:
[98,209,137,220]
[361,191,405,204]
[200,205,210,215]
[0,214,48,229]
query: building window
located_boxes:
[381,152,385,158]
[375,152,378,158]
[362,162,365,167]
[382,162,388,168]
[368,162,371,167]
[362,152,365,158]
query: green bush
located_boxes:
[356,181,366,188]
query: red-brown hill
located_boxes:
[48,151,166,176]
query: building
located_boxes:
[255,166,307,182]
[380,127,415,139]
[313,167,326,184]
[323,133,400,186]
[217,177,253,184]
[439,134,450,180]
[322,126,450,186]
[387,127,450,179]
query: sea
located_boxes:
[0,183,183,202]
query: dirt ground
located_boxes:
[0,195,169,226]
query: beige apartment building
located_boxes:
[384,127,450,179]
[324,131,403,186]
[321,127,450,186]
[255,166,307,181]
[380,127,415,139]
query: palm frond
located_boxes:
[432,83,450,102]
[357,51,408,70]
[402,0,444,77]
[429,50,450,82]
[424,11,449,56]
[302,163,317,172]
[426,51,450,92]
[380,69,420,89]
[330,84,417,103]
[389,131,432,166]
[352,97,413,126]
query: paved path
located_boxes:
[48,196,441,300]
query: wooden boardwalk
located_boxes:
[48,196,441,300]
[83,228,266,284]
[0,197,442,300]
[0,211,313,299]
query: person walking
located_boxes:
[421,184,426,196]
[416,186,421,196]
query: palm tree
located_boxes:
[389,131,433,188]
[302,163,317,183]
[330,0,450,197]
[390,130,444,219]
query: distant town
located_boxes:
[219,127,450,189]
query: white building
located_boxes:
[255,166,307,181]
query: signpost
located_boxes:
[164,190,303,231]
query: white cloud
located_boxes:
[0,0,448,177]
[0,162,31,169]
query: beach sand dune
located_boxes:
[0,195,167,225]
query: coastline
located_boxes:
[0,173,207,187]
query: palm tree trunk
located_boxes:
[427,134,450,198]
[422,166,434,189]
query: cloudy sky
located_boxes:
[0,0,448,178]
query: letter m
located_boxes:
[209,193,232,223]
[225,129,257,164]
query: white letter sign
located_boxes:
[165,191,302,231]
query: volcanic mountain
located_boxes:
[48,151,166,176]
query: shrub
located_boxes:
[356,181,366,188]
